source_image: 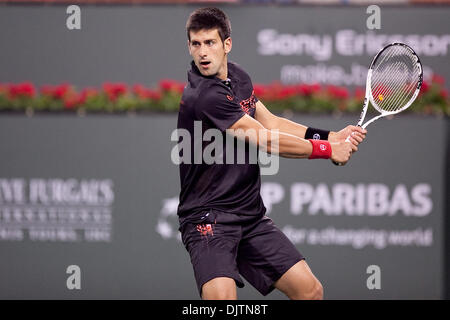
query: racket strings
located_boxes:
[372,53,419,112]
[372,57,415,111]
[370,45,421,113]
[372,46,415,95]
[372,60,409,111]
[380,56,417,112]
[389,77,419,112]
[378,62,415,112]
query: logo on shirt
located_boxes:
[227,95,234,101]
[240,91,257,115]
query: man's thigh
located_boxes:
[180,217,245,298]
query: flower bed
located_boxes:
[0,76,448,115]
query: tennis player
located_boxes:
[177,7,367,300]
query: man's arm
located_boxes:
[254,100,308,138]
[228,114,355,163]
[254,100,366,145]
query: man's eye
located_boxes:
[206,41,214,46]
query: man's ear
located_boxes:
[224,37,232,54]
[187,39,192,56]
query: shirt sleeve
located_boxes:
[195,84,246,132]
[229,60,259,104]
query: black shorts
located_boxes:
[179,209,304,297]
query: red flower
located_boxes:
[40,83,72,99]
[151,91,162,100]
[159,79,174,91]
[78,87,99,104]
[63,95,80,109]
[296,84,310,96]
[159,79,186,94]
[133,84,161,100]
[439,89,448,100]
[103,82,128,102]
[9,82,36,98]
[420,81,429,95]
[277,85,297,99]
[253,84,266,98]
[327,85,349,99]
[295,83,320,97]
[263,81,283,100]
[53,83,70,99]
[175,82,186,94]
[132,84,146,97]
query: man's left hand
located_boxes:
[329,125,367,148]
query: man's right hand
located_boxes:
[330,141,357,164]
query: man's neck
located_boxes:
[216,58,228,81]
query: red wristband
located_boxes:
[308,139,332,159]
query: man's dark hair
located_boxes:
[186,7,231,42]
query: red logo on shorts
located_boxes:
[196,224,214,236]
[227,95,234,101]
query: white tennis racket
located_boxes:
[333,42,423,166]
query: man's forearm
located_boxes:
[229,113,332,159]
[267,131,312,159]
[270,116,308,139]
[233,127,313,159]
[263,130,333,160]
[272,116,335,141]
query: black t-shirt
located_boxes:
[176,61,266,226]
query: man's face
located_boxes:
[188,28,232,80]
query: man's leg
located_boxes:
[179,212,244,299]
[201,277,238,300]
[274,260,323,300]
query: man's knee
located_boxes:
[292,279,323,300]
[301,280,323,300]
[275,260,324,300]
[308,280,323,300]
[201,277,237,300]
[202,290,236,300]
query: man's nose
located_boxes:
[199,44,208,57]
